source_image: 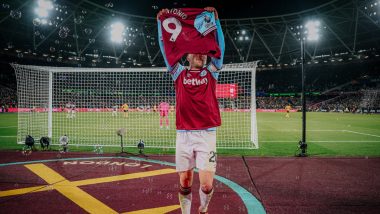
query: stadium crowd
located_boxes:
[256,97,300,109]
[308,94,362,112]
[0,85,17,112]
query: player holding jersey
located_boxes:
[157,7,224,214]
[158,101,170,129]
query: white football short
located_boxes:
[175,130,217,172]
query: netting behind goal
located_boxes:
[12,62,258,149]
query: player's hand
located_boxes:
[204,7,218,20]
[157,8,169,20]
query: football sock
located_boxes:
[179,186,192,214]
[199,187,214,213]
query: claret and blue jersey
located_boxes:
[157,10,225,131]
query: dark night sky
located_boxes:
[97,0,333,18]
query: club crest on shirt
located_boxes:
[204,15,211,23]
[204,15,212,28]
[200,70,207,77]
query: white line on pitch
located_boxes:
[343,130,380,138]
[312,140,380,142]
[259,129,343,132]
[0,126,17,129]
[0,136,17,137]
[260,140,380,142]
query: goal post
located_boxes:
[11,62,259,149]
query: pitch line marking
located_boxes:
[260,140,380,143]
[0,126,17,129]
[259,129,343,132]
[343,130,380,138]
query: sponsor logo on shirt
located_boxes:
[183,77,208,86]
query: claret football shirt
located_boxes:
[158,8,221,67]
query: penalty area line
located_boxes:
[0,126,17,129]
[343,130,380,138]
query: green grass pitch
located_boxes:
[0,112,379,156]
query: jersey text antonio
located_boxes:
[158,8,221,67]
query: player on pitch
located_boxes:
[121,102,129,118]
[157,7,225,214]
[285,104,292,118]
[158,101,170,129]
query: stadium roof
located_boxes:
[87,0,333,19]
[0,0,379,68]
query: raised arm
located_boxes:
[204,7,225,71]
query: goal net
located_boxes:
[12,62,259,149]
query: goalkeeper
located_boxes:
[157,6,224,214]
[158,101,170,129]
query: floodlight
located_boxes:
[305,20,321,41]
[296,19,322,157]
[110,22,125,43]
[35,0,53,18]
[35,8,48,17]
[38,0,53,9]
